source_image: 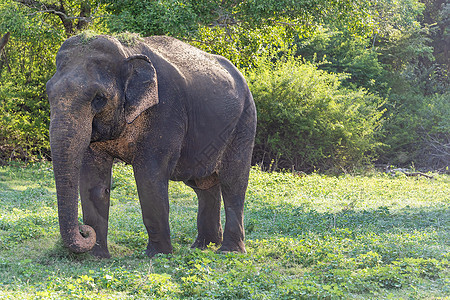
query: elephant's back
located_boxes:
[143,36,222,73]
[142,36,246,95]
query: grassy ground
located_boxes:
[0,162,448,299]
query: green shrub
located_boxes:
[247,55,385,172]
[381,91,450,169]
[0,0,64,161]
[296,27,389,96]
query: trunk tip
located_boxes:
[62,225,96,254]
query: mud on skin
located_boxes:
[46,34,257,258]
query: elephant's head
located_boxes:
[46,35,158,253]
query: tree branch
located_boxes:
[0,32,10,53]
[27,9,97,23]
[15,0,99,36]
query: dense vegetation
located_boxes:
[1,2,448,298]
[0,162,448,298]
[0,0,449,171]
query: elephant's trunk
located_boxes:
[50,115,96,253]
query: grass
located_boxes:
[0,162,448,299]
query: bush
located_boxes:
[296,27,389,97]
[247,54,385,172]
[0,1,64,161]
[381,91,450,169]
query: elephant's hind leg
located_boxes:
[191,183,223,249]
[218,175,248,254]
[217,103,255,254]
[217,144,253,254]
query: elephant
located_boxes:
[46,33,257,258]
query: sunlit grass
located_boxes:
[0,162,448,299]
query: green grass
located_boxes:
[0,162,449,299]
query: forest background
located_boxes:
[0,0,448,173]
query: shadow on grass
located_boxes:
[245,202,449,238]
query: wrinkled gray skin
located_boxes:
[46,34,256,258]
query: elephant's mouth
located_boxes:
[90,130,103,142]
[91,120,113,142]
[91,117,125,142]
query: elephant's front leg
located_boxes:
[133,165,173,257]
[80,146,113,258]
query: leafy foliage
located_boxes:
[101,0,375,69]
[296,27,388,96]
[11,0,107,37]
[0,1,107,161]
[248,54,385,171]
[380,91,450,168]
[102,0,374,37]
[292,0,448,170]
[0,0,448,171]
[0,0,65,161]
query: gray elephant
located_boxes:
[46,34,256,258]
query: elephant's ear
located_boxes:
[124,55,159,124]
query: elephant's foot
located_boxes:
[145,247,159,258]
[145,241,173,258]
[217,240,246,254]
[90,245,111,259]
[191,236,222,250]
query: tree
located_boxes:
[0,0,446,170]
[0,1,110,161]
[0,32,9,52]
[421,0,449,73]
[13,0,104,37]
[0,1,65,160]
[101,0,375,68]
[368,0,449,169]
[102,0,374,35]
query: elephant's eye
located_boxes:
[92,93,107,112]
